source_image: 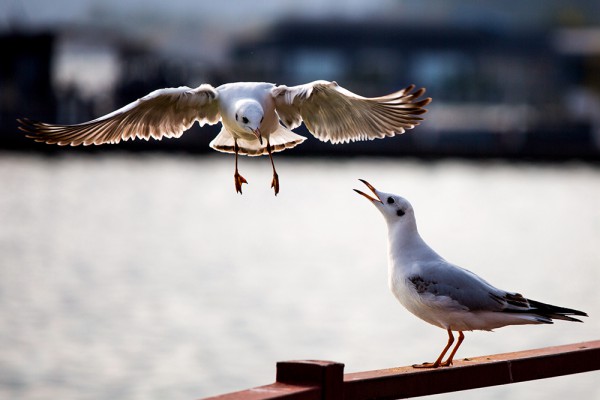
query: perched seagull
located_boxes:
[354,180,587,368]
[18,81,431,195]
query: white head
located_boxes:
[234,99,264,144]
[354,179,417,231]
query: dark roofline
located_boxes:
[234,19,552,54]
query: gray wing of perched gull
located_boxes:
[18,85,220,146]
[406,261,509,312]
[272,80,431,144]
[408,261,586,324]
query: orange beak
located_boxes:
[253,128,263,145]
[354,179,383,203]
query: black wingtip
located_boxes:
[527,299,588,322]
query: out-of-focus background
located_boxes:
[1,1,599,400]
[3,0,600,157]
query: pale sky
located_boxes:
[5,0,400,28]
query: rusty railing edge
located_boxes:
[200,340,600,400]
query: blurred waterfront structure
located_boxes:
[230,21,600,158]
[1,32,56,136]
[2,18,600,159]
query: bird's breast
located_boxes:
[388,262,418,308]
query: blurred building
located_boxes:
[2,19,600,159]
[0,32,57,149]
[230,20,600,158]
[0,28,217,152]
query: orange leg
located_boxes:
[413,328,455,369]
[233,140,247,194]
[267,140,279,196]
[440,331,465,367]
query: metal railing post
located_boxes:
[277,360,345,400]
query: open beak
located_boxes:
[354,179,383,203]
[253,128,263,145]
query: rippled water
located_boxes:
[0,153,599,400]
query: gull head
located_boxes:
[354,179,415,226]
[234,99,264,144]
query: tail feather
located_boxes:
[208,128,238,154]
[267,125,307,153]
[504,297,587,323]
[527,299,588,322]
[209,125,306,156]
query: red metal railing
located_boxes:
[202,340,600,400]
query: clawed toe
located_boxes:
[234,173,248,194]
[412,362,440,369]
[271,173,279,196]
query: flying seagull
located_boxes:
[354,180,587,368]
[18,81,431,195]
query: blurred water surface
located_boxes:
[0,153,599,400]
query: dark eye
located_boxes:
[260,116,264,123]
[242,117,249,124]
[235,113,238,120]
[397,209,405,217]
[387,197,395,204]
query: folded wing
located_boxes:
[18,85,220,146]
[272,80,431,144]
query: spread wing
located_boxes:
[18,84,220,146]
[271,80,431,144]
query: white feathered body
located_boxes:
[385,211,583,332]
[209,82,306,156]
